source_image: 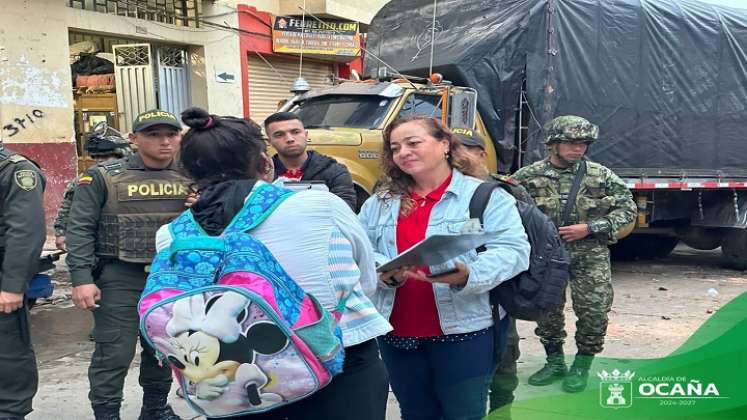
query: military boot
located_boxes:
[528,344,567,386]
[92,403,121,420]
[137,390,181,420]
[562,354,595,393]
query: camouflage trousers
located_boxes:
[535,242,613,355]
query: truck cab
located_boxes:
[284,77,498,207]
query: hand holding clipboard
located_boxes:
[376,230,498,273]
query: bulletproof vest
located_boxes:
[96,157,189,263]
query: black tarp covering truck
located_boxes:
[360,0,747,267]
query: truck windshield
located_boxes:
[293,95,393,129]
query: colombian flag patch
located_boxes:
[78,176,93,186]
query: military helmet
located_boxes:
[544,115,599,144]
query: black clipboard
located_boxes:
[376,231,497,272]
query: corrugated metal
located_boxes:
[157,48,190,119]
[113,44,156,131]
[248,54,336,124]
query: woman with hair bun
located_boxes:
[155,107,392,420]
[358,115,530,420]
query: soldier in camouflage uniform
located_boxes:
[455,128,522,419]
[511,116,636,393]
[53,132,132,250]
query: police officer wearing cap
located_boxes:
[0,144,45,420]
[512,116,636,393]
[453,127,524,418]
[66,110,190,420]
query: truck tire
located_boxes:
[721,229,747,270]
[675,226,721,250]
[611,235,679,260]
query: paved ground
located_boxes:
[26,245,747,419]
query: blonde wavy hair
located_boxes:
[377,115,489,215]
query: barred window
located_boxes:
[67,0,201,28]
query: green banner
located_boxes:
[491,292,747,419]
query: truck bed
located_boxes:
[365,0,747,173]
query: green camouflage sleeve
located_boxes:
[491,173,536,205]
[53,177,79,236]
[510,164,546,192]
[510,166,532,184]
[588,168,637,240]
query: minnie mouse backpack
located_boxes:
[138,183,345,418]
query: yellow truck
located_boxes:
[282,0,747,269]
[285,77,499,207]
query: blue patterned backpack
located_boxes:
[138,183,345,417]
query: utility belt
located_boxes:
[93,256,151,279]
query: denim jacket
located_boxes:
[358,170,530,334]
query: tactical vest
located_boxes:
[522,160,615,246]
[96,159,189,263]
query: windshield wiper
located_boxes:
[304,124,331,129]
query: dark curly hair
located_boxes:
[180,107,267,190]
[378,115,488,215]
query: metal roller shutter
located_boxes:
[247,54,335,124]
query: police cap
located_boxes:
[132,109,181,133]
[452,128,486,150]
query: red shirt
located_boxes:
[279,168,303,180]
[389,173,452,337]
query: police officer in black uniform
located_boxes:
[0,145,45,420]
[66,110,189,420]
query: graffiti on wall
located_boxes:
[2,109,45,137]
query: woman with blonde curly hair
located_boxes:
[358,115,530,420]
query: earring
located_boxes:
[444,150,451,160]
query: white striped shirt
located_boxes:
[155,181,392,347]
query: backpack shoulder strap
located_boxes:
[469,181,504,224]
[224,182,295,234]
[469,181,504,253]
[168,210,205,239]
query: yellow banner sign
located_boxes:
[272,17,361,57]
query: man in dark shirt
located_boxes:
[264,112,357,210]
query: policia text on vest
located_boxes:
[124,183,188,199]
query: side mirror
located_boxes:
[448,88,478,131]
